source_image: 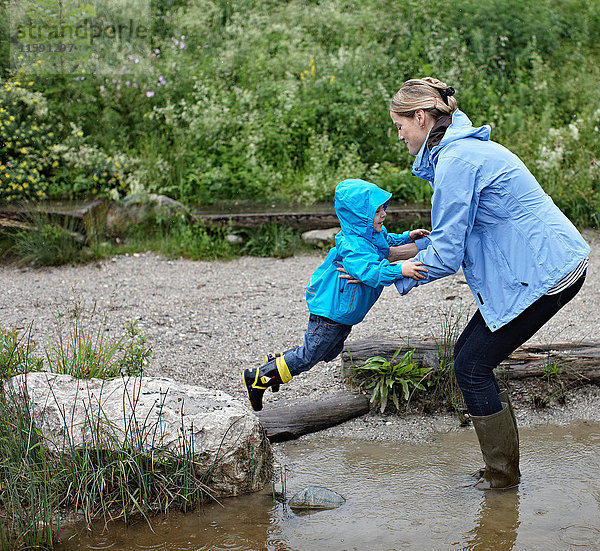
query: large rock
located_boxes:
[8,373,272,497]
[106,194,191,234]
[302,227,340,246]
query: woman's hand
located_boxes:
[336,267,361,284]
[410,228,430,240]
[401,260,428,280]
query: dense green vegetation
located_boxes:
[1,0,599,230]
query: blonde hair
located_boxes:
[390,77,457,120]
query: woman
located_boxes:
[388,77,590,489]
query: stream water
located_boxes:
[56,420,600,550]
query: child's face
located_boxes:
[373,205,386,232]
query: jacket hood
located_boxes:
[413,110,491,182]
[334,179,392,238]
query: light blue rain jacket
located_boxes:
[307,179,413,325]
[395,110,590,331]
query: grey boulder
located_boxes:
[7,373,273,497]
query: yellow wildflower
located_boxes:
[77,131,83,137]
[52,160,59,168]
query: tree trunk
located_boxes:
[256,392,370,442]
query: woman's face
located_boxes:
[390,110,430,156]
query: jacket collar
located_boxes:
[411,110,491,183]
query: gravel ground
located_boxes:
[1,229,599,441]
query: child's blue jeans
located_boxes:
[283,314,352,376]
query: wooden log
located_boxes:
[256,392,370,443]
[0,200,107,239]
[342,337,600,383]
[197,207,430,232]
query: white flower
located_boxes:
[568,123,580,141]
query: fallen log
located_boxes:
[256,391,370,442]
[196,207,430,232]
[0,200,107,238]
[342,337,600,383]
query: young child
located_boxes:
[243,178,430,411]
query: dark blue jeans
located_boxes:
[454,272,586,416]
[283,314,352,376]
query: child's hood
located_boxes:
[334,179,392,238]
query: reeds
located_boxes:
[44,300,151,380]
[0,310,214,550]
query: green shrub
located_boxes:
[240,222,306,259]
[2,0,598,224]
[123,213,238,261]
[349,348,431,413]
[0,78,144,202]
[0,80,52,202]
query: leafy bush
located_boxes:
[240,222,306,259]
[0,80,52,202]
[349,348,431,413]
[0,79,144,202]
[122,213,239,260]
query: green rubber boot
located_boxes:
[471,402,521,490]
[243,356,293,412]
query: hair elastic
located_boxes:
[439,86,455,105]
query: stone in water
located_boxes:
[289,486,346,510]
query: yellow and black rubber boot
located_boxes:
[262,353,286,392]
[243,356,293,411]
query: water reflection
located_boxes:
[463,489,520,550]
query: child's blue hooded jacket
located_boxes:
[394,110,590,331]
[306,179,418,325]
